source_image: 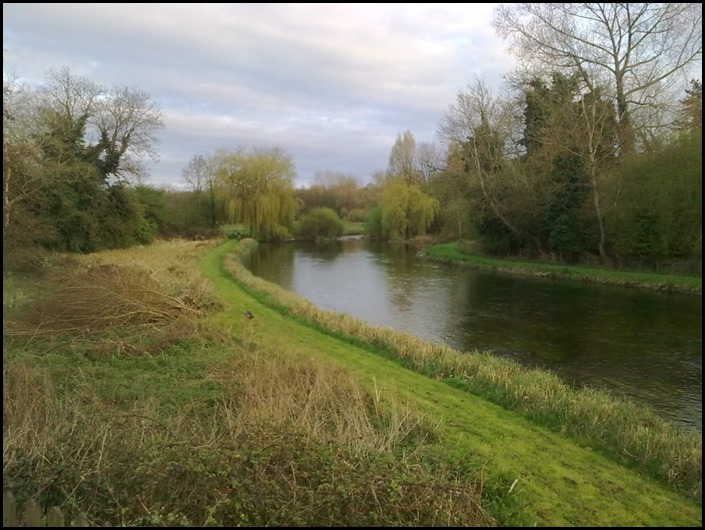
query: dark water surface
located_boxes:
[243,238,702,431]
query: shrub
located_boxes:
[295,207,345,240]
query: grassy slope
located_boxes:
[424,242,702,294]
[200,240,701,527]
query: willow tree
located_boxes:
[213,147,299,240]
[377,178,439,240]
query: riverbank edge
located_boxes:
[222,238,702,503]
[421,242,702,295]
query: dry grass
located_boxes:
[5,240,221,340]
[3,344,493,527]
[211,350,439,457]
[3,238,495,527]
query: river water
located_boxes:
[243,238,702,431]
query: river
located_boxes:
[242,238,703,431]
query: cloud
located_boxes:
[3,3,515,188]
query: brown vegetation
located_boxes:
[3,239,495,527]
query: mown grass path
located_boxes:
[200,240,701,526]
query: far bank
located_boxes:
[422,241,702,295]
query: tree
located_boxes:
[214,147,299,240]
[517,72,608,260]
[295,207,345,240]
[303,171,368,219]
[183,153,219,228]
[387,130,419,184]
[92,85,164,181]
[513,69,619,261]
[438,78,532,248]
[492,3,703,156]
[3,79,46,234]
[679,79,703,132]
[3,68,165,255]
[386,131,444,187]
[608,131,702,265]
[415,141,443,185]
[375,179,439,240]
[427,142,474,241]
[40,67,164,182]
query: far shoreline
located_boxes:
[421,241,702,296]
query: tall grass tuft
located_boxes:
[212,350,439,456]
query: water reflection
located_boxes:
[245,239,702,431]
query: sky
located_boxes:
[3,3,516,189]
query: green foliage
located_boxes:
[608,131,702,268]
[344,208,369,223]
[223,224,248,240]
[679,79,702,132]
[540,154,593,261]
[214,147,299,241]
[100,185,156,248]
[342,221,366,236]
[133,185,168,233]
[424,242,701,293]
[295,207,345,241]
[372,179,439,240]
[2,70,164,257]
[365,205,385,239]
[476,213,522,256]
[160,190,222,240]
[32,183,158,252]
[427,154,474,241]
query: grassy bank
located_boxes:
[424,242,702,295]
[3,239,702,526]
[220,240,701,498]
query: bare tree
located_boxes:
[93,85,164,181]
[183,153,219,227]
[3,68,164,247]
[438,78,528,242]
[39,67,102,123]
[183,153,213,193]
[492,3,703,155]
[3,80,42,231]
[40,67,164,182]
[415,141,444,184]
[387,130,419,183]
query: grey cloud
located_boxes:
[3,3,515,188]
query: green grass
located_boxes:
[2,241,494,527]
[342,221,366,236]
[424,242,702,294]
[219,239,702,500]
[3,239,701,526]
[202,239,701,526]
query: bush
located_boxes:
[295,208,345,240]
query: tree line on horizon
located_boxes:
[3,3,702,272]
